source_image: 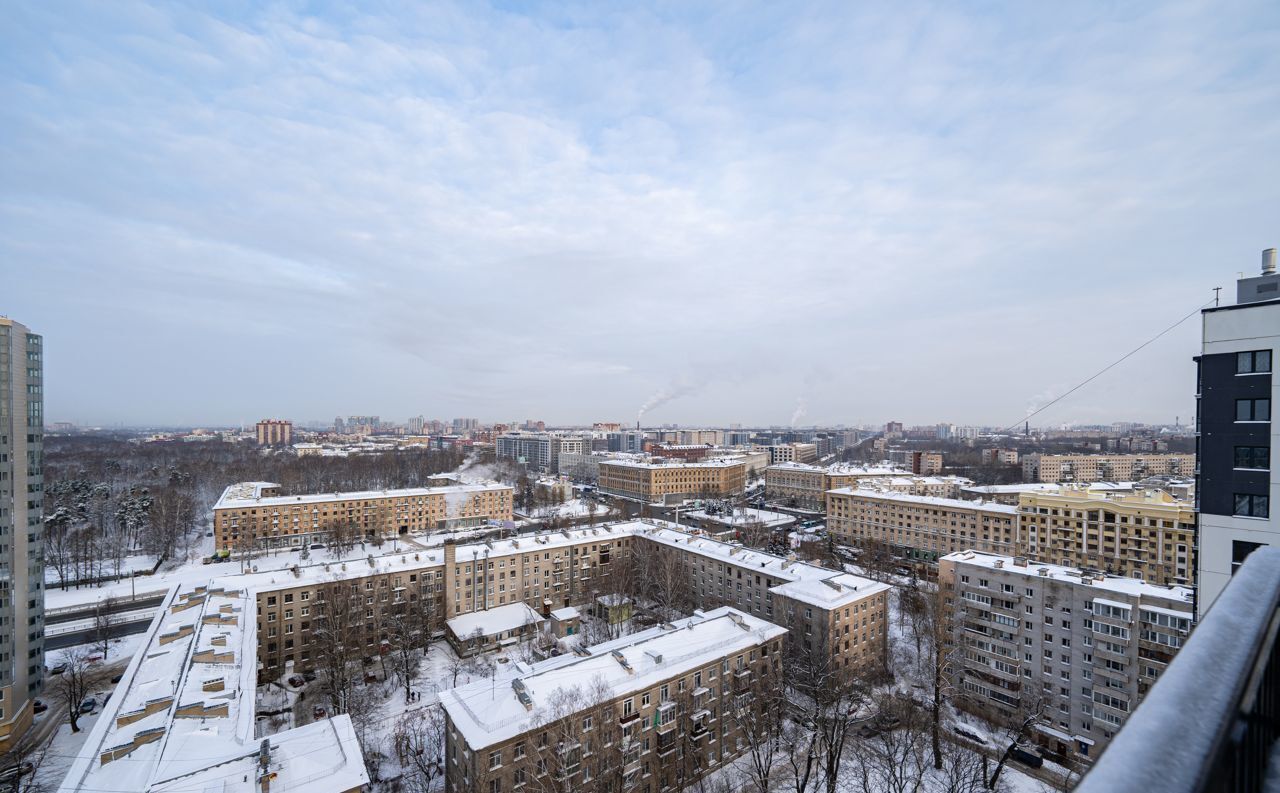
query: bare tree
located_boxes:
[91,606,116,660]
[50,649,93,734]
[849,694,929,793]
[384,605,423,703]
[734,660,787,793]
[391,707,447,793]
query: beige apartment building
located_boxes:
[598,459,746,503]
[0,318,43,753]
[1018,487,1196,586]
[251,521,890,685]
[1020,453,1194,483]
[213,481,513,550]
[826,488,1020,560]
[940,551,1193,763]
[764,462,908,510]
[255,418,293,446]
[767,442,819,464]
[441,608,787,793]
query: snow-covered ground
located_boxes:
[523,498,617,521]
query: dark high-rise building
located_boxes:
[1196,249,1279,617]
[0,318,43,750]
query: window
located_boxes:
[1232,540,1265,574]
[1237,350,1272,374]
[489,750,502,770]
[1235,446,1271,470]
[1234,494,1270,519]
[1237,399,1271,422]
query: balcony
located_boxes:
[1076,547,1280,793]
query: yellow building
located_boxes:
[598,459,746,503]
[1018,486,1195,586]
[1020,453,1194,483]
[213,481,513,550]
[764,462,908,510]
[826,488,1020,560]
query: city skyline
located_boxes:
[4,1,1278,427]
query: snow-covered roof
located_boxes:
[439,607,787,750]
[549,607,580,621]
[940,550,1194,605]
[213,480,511,510]
[447,602,544,639]
[826,487,1018,514]
[57,582,370,793]
[599,458,745,470]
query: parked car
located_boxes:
[287,675,305,688]
[302,670,316,682]
[48,664,66,676]
[310,543,325,550]
[111,674,123,683]
[1010,745,1043,769]
[312,706,327,719]
[80,698,97,714]
[32,700,47,715]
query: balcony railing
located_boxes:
[1076,547,1280,793]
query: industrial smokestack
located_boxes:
[1263,248,1277,275]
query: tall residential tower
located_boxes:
[0,317,44,751]
[1196,250,1279,617]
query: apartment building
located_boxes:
[255,418,293,446]
[939,550,1193,763]
[0,318,43,752]
[767,442,818,464]
[250,521,889,685]
[911,451,944,475]
[1196,250,1278,617]
[1019,487,1195,586]
[496,433,588,473]
[212,480,513,550]
[826,488,1020,560]
[982,449,1020,465]
[649,443,711,462]
[764,462,908,510]
[1021,453,1195,483]
[598,459,747,503]
[440,607,787,793]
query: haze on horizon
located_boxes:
[2,1,1277,429]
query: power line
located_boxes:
[1002,299,1213,435]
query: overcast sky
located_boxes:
[3,1,1277,429]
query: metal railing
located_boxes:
[1076,546,1280,793]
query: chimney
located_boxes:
[1237,248,1280,304]
[1264,248,1278,275]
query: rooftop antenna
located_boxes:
[1213,286,1221,307]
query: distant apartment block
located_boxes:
[767,442,818,464]
[982,448,1020,465]
[0,318,43,752]
[650,443,711,462]
[826,488,1019,560]
[441,607,788,793]
[911,451,944,475]
[598,459,747,503]
[1196,250,1278,617]
[1020,453,1194,483]
[763,462,912,510]
[496,432,588,473]
[1020,487,1195,587]
[940,550,1193,763]
[212,481,513,550]
[255,418,293,446]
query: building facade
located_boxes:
[1019,487,1195,587]
[767,442,818,464]
[911,451,944,475]
[255,419,293,446]
[598,459,747,503]
[0,318,43,752]
[212,481,513,550]
[496,433,588,473]
[826,488,1019,560]
[441,608,787,793]
[1021,453,1195,483]
[940,551,1193,763]
[764,462,908,510]
[250,521,889,686]
[1196,250,1279,617]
